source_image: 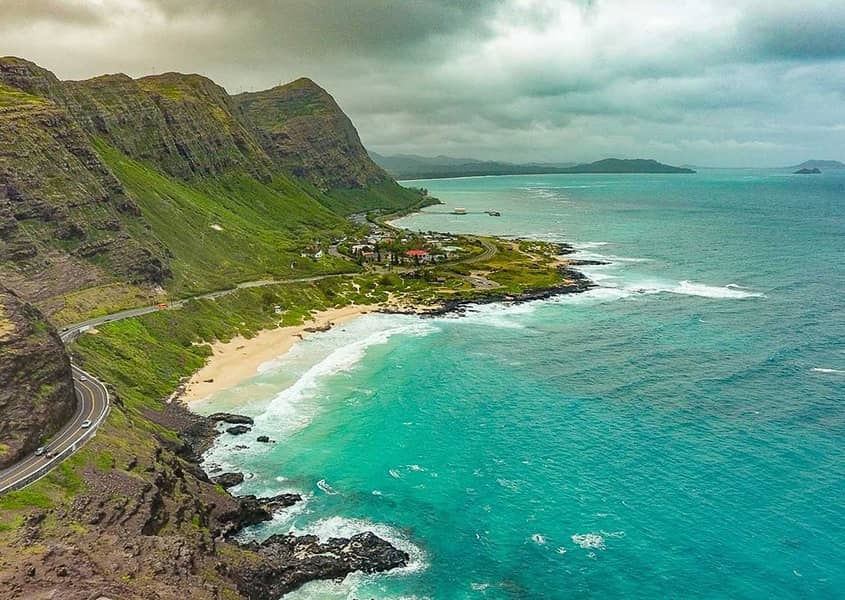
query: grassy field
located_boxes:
[323,180,432,215]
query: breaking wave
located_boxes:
[254,319,438,435]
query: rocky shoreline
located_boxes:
[186,260,595,595]
[158,405,411,599]
[388,262,595,318]
[0,255,594,599]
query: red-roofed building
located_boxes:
[406,249,428,258]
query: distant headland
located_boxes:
[371,153,695,179]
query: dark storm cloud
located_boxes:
[0,0,105,25]
[144,0,498,59]
[741,1,845,60]
[0,0,842,166]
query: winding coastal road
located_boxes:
[0,361,109,495]
[0,242,500,495]
[0,274,350,495]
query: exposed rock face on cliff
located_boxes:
[0,59,170,308]
[236,78,390,191]
[0,56,420,312]
[0,405,407,599]
[66,72,275,182]
[0,285,75,468]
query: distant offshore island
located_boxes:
[371,153,695,180]
[789,159,845,171]
[790,160,845,174]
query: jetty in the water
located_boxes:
[425,208,502,216]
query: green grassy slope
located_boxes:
[323,180,433,215]
[96,141,359,296]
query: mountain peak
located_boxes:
[235,78,388,190]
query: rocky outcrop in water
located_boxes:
[218,493,303,535]
[232,531,409,600]
[212,472,244,489]
[225,425,251,436]
[207,412,254,425]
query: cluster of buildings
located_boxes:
[348,228,465,266]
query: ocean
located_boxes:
[198,169,844,599]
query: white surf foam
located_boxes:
[292,515,427,575]
[811,367,844,374]
[670,280,764,299]
[317,479,339,495]
[254,319,438,434]
[531,533,548,545]
[445,301,538,329]
[571,533,606,549]
[567,240,764,302]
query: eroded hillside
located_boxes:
[0,285,75,469]
[0,56,424,319]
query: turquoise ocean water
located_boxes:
[199,169,844,599]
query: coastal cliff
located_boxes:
[0,285,75,469]
[235,78,389,191]
[0,59,170,309]
[0,56,425,316]
[0,398,408,599]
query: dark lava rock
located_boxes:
[226,425,251,435]
[218,493,303,535]
[208,412,254,425]
[794,167,821,174]
[212,472,244,489]
[256,435,270,443]
[261,493,302,512]
[0,285,76,469]
[568,259,611,266]
[235,531,408,600]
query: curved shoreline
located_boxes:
[182,304,380,407]
[181,265,594,411]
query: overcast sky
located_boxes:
[2,0,844,166]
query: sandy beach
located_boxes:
[181,304,380,407]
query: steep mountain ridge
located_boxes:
[66,72,275,181]
[235,78,389,190]
[0,67,170,310]
[0,56,422,316]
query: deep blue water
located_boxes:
[201,169,844,599]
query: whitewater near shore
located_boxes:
[182,304,380,406]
